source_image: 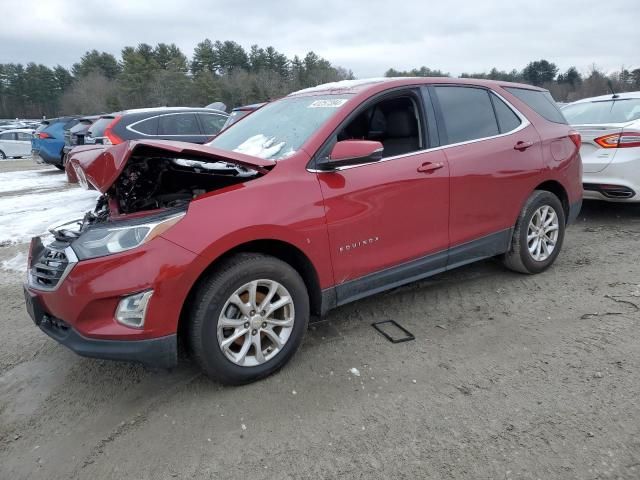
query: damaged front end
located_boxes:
[45,140,274,260]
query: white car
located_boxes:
[562,92,640,201]
[0,128,34,159]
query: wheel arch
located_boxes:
[177,238,323,345]
[532,180,569,223]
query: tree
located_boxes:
[557,67,582,87]
[521,59,558,86]
[72,50,121,79]
[385,66,449,77]
[191,39,218,75]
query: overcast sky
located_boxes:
[1,0,638,77]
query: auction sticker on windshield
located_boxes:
[308,99,349,108]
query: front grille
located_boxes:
[31,248,70,289]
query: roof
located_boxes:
[115,106,227,116]
[288,77,545,97]
[565,91,640,105]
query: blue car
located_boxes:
[31,116,79,169]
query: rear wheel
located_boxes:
[0,150,6,160]
[502,190,566,274]
[189,253,309,384]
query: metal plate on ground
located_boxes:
[372,320,415,343]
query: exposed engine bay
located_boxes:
[53,151,262,241]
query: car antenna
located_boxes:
[607,80,619,99]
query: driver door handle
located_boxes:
[417,161,444,173]
[514,140,534,151]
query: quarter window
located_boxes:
[491,93,522,133]
[132,117,158,135]
[17,132,32,141]
[504,87,567,124]
[159,114,201,136]
[434,86,499,144]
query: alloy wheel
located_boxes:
[217,279,295,367]
[526,205,559,261]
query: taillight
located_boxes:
[37,132,52,139]
[568,130,581,150]
[103,116,123,145]
[594,132,640,149]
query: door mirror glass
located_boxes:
[321,140,383,170]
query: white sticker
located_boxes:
[308,99,348,108]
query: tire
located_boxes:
[502,190,566,274]
[189,253,309,385]
[0,150,6,160]
[54,164,65,170]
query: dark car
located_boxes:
[31,116,80,169]
[221,103,266,130]
[28,77,582,384]
[86,107,228,146]
[63,115,100,158]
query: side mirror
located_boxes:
[318,140,384,171]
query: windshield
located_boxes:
[562,98,640,124]
[209,95,353,159]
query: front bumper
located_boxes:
[25,286,177,367]
[24,234,204,367]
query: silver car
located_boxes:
[562,92,640,201]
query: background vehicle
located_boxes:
[86,107,228,146]
[27,78,582,385]
[220,103,266,130]
[63,115,99,158]
[31,116,79,169]
[562,92,640,202]
[0,128,34,159]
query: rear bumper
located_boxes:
[39,313,177,368]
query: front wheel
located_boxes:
[189,253,309,384]
[502,190,566,274]
[0,150,6,160]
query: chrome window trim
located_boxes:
[307,88,530,173]
[127,112,228,137]
[28,245,78,292]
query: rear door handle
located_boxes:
[417,161,444,173]
[514,140,534,151]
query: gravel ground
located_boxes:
[1,160,639,479]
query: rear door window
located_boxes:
[504,87,567,124]
[159,114,201,136]
[433,86,500,144]
[490,93,522,133]
[0,132,15,140]
[198,113,227,134]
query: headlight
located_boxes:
[72,212,185,260]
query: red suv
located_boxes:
[24,78,582,384]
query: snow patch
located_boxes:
[349,367,361,377]
[291,78,390,95]
[0,186,99,244]
[1,252,27,272]
[0,169,68,194]
[233,134,286,159]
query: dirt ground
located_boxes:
[1,159,639,479]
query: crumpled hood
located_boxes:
[67,140,277,193]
